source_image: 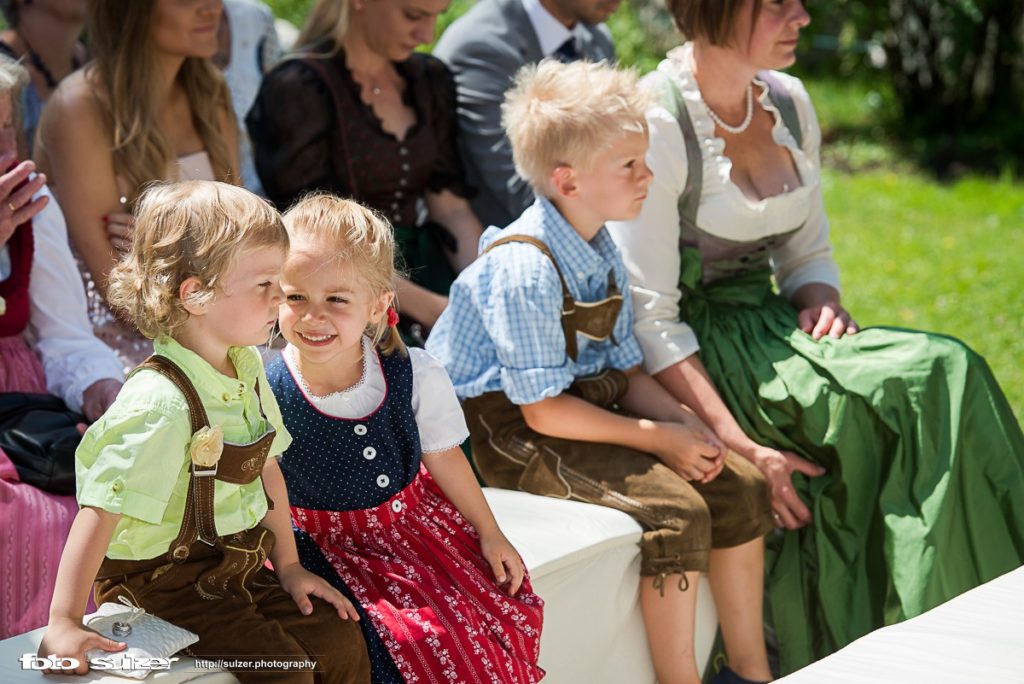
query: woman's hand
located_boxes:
[0,157,49,245]
[479,529,525,596]
[37,616,125,675]
[103,212,135,253]
[81,379,123,422]
[650,421,725,483]
[276,561,361,621]
[797,301,859,340]
[750,446,825,529]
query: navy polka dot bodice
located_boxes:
[266,348,421,511]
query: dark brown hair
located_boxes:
[665,0,763,46]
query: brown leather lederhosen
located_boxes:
[93,355,371,684]
[462,237,774,581]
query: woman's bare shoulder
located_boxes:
[45,69,106,128]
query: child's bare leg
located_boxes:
[708,537,772,681]
[640,571,703,684]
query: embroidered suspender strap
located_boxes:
[483,234,582,360]
[132,356,219,560]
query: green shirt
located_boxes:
[76,337,292,560]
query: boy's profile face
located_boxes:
[198,245,286,348]
[571,130,653,224]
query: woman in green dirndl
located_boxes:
[608,0,1024,675]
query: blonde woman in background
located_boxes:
[37,0,239,370]
[248,0,482,341]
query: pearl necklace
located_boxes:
[703,83,754,135]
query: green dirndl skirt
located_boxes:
[678,250,1024,674]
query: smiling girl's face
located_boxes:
[278,240,392,374]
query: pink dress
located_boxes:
[0,220,85,638]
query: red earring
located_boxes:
[386,307,399,327]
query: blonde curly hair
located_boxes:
[282,194,406,356]
[108,181,288,339]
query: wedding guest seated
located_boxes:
[606,0,1024,674]
[0,0,87,155]
[427,60,774,684]
[0,53,123,640]
[248,0,482,337]
[434,0,616,228]
[37,0,239,372]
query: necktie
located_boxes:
[553,37,579,63]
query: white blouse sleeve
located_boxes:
[410,347,470,453]
[25,187,124,412]
[770,75,841,299]
[607,106,701,376]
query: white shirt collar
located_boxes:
[521,0,575,57]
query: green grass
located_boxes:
[263,1,1024,419]
[825,169,1024,419]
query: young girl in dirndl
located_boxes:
[266,194,545,684]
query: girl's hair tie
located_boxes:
[386,307,400,328]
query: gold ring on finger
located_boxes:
[7,201,15,212]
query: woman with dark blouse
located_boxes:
[248,0,482,336]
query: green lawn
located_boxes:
[264,1,1024,419]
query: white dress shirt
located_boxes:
[17,186,124,410]
[521,0,574,56]
[607,43,840,375]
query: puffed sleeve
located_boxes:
[423,56,473,199]
[409,347,469,452]
[246,58,342,210]
[75,384,192,524]
[606,106,701,375]
[770,74,841,298]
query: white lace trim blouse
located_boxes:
[607,42,841,374]
[282,336,469,453]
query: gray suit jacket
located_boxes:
[434,0,615,229]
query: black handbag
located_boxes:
[0,392,84,495]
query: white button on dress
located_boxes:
[363,446,377,460]
[391,500,403,513]
[354,424,367,436]
[377,474,390,488]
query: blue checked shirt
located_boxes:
[427,198,645,405]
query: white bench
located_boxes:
[0,490,717,682]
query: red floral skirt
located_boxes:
[292,466,545,683]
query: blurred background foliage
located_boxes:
[265,0,1024,418]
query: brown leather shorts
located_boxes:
[95,527,369,684]
[463,372,774,577]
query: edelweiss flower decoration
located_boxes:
[189,425,224,468]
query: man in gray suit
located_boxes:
[434,0,618,229]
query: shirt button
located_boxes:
[399,147,408,156]
[393,214,401,222]
[391,500,403,513]
[376,474,390,488]
[354,424,367,436]
[391,202,399,210]
[221,392,231,402]
[401,163,410,172]
[399,178,407,187]
[363,446,377,460]
[576,271,585,279]
[395,190,403,199]
[111,480,123,494]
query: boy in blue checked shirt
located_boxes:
[426,61,775,684]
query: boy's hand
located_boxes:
[37,616,125,675]
[479,530,525,596]
[651,421,725,483]
[276,562,361,621]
